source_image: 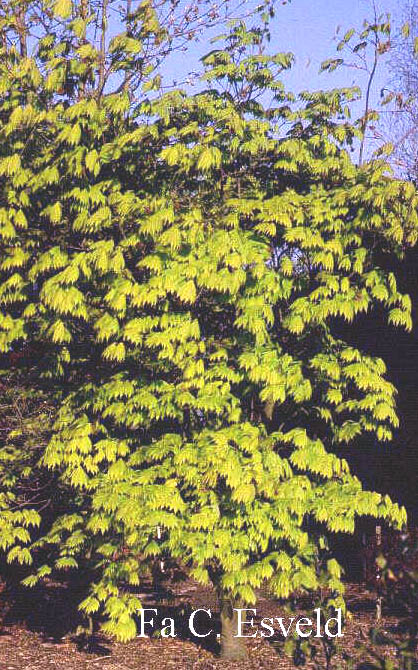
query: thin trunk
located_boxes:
[78,0,89,99]
[123,0,132,93]
[375,524,382,622]
[358,2,379,167]
[358,46,377,166]
[98,0,108,97]
[15,6,28,58]
[219,597,248,661]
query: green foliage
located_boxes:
[0,1,416,646]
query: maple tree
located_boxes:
[0,0,416,660]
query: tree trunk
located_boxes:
[375,524,382,622]
[219,597,248,660]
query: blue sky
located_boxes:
[267,0,399,92]
[163,0,403,106]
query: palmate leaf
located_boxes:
[196,146,222,171]
[53,0,72,18]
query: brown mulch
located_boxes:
[0,581,413,670]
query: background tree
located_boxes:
[328,0,418,178]
[386,0,418,179]
[320,4,418,530]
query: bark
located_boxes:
[219,597,248,661]
[15,6,28,58]
[98,0,108,96]
[375,524,382,622]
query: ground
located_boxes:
[0,578,414,670]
